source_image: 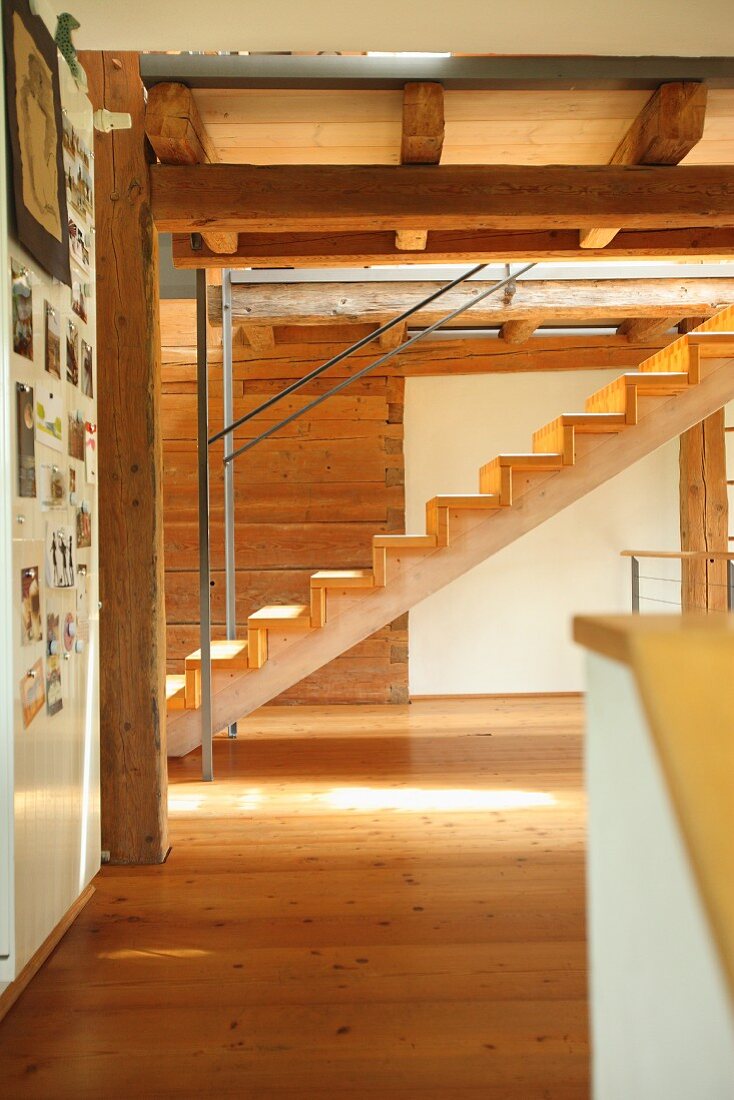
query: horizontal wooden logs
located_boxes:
[161,334,677,380]
[151,163,734,234]
[171,226,734,268]
[209,279,734,331]
[160,354,407,701]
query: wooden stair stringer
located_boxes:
[167,355,734,754]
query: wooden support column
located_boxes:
[680,410,729,612]
[81,51,168,863]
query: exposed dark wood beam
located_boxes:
[396,82,444,253]
[172,226,734,269]
[580,82,708,249]
[145,83,237,255]
[401,82,444,163]
[160,326,677,378]
[208,278,734,331]
[500,320,538,344]
[151,163,734,236]
[82,50,168,865]
[617,316,682,342]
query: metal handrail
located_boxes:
[209,260,494,446]
[222,262,536,466]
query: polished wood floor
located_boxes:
[0,697,588,1098]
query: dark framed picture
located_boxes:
[2,0,71,285]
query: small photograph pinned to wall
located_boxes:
[11,260,33,359]
[68,411,84,460]
[39,463,65,509]
[76,563,89,641]
[76,504,91,548]
[68,216,90,271]
[66,318,79,385]
[63,611,76,653]
[46,653,62,716]
[81,340,93,398]
[62,113,75,159]
[45,522,76,589]
[20,564,42,644]
[20,659,45,729]
[35,382,63,451]
[69,465,76,498]
[76,132,91,172]
[85,420,97,484]
[16,382,36,497]
[44,300,60,377]
[67,157,93,221]
[71,276,87,323]
[46,607,60,654]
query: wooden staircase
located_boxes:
[166,310,734,757]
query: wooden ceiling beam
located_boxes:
[580,82,708,249]
[145,83,238,255]
[500,320,538,344]
[396,82,444,253]
[401,82,445,164]
[150,163,734,235]
[208,278,734,330]
[160,331,677,377]
[172,227,734,268]
[617,316,682,342]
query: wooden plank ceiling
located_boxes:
[190,87,734,166]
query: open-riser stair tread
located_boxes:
[165,674,187,710]
[311,569,375,587]
[185,639,250,671]
[248,604,312,630]
[167,308,734,755]
[373,533,438,548]
[427,493,501,509]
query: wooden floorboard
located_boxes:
[0,697,588,1098]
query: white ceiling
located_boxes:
[70,0,734,56]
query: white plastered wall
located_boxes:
[405,369,684,695]
[584,652,734,1098]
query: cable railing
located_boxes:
[193,261,536,779]
[621,550,734,614]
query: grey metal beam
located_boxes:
[229,262,734,285]
[196,269,214,781]
[140,53,734,90]
[221,270,237,740]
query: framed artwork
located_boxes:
[2,0,71,285]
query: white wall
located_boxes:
[0,44,100,989]
[404,369,681,695]
[71,0,734,55]
[585,652,734,1099]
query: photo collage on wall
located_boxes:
[5,3,98,730]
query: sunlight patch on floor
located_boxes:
[310,786,557,813]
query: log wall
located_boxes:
[160,300,409,704]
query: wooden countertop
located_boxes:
[574,613,734,1005]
